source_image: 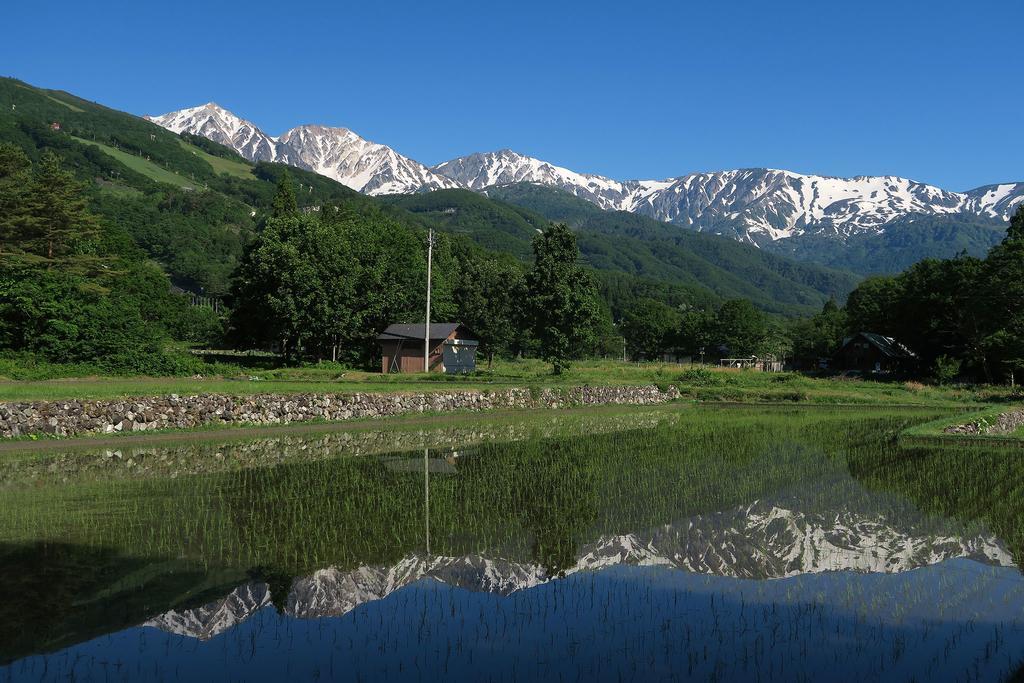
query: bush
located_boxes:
[677,367,723,387]
[762,389,808,402]
[934,355,962,385]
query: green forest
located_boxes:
[0,76,1021,383]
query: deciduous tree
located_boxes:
[526,223,601,374]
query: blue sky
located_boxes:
[3,0,1021,189]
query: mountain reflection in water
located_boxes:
[2,406,1024,681]
[7,561,1024,682]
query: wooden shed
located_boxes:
[833,332,917,375]
[377,323,478,374]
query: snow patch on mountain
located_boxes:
[965,182,1024,219]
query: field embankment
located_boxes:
[0,385,679,439]
[901,405,1024,446]
[2,361,1020,441]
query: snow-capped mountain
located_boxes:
[146,103,1023,245]
[143,498,1013,640]
[432,149,671,211]
[433,150,1024,244]
[145,103,277,162]
[145,104,458,195]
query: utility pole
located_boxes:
[424,228,435,373]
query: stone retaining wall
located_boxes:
[943,407,1024,436]
[0,385,681,439]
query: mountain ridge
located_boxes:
[147,103,1023,253]
[436,150,1023,245]
[145,103,458,195]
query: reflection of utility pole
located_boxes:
[424,447,431,558]
[424,229,435,373]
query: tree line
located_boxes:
[229,173,604,373]
[835,207,1024,383]
[616,205,1024,384]
[0,144,222,374]
[2,139,1022,382]
[0,153,610,375]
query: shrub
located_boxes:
[677,368,723,387]
[934,355,962,385]
[763,389,808,402]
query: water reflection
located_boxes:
[6,562,1024,682]
[2,406,1024,681]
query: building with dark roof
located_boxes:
[377,323,478,374]
[833,332,918,375]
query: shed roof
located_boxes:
[841,332,917,359]
[377,322,470,342]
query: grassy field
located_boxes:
[176,139,253,179]
[71,136,197,188]
[0,358,1019,407]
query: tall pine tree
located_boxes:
[21,151,102,265]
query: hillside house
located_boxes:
[377,323,478,374]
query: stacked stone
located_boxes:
[0,385,681,439]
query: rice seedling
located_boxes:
[2,404,1024,680]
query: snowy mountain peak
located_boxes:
[147,101,1023,242]
[435,150,1022,244]
[432,150,670,212]
[146,103,277,162]
[146,105,459,195]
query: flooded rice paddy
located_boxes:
[1,404,1024,682]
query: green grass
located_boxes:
[0,404,967,663]
[71,136,197,188]
[0,358,1020,407]
[176,139,253,179]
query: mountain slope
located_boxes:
[965,182,1024,219]
[144,102,277,162]
[148,102,1023,265]
[480,184,859,308]
[146,104,457,195]
[765,213,1009,274]
[5,77,848,317]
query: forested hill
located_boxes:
[764,213,1009,275]
[0,76,852,316]
[487,181,1011,277]
[479,183,859,310]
